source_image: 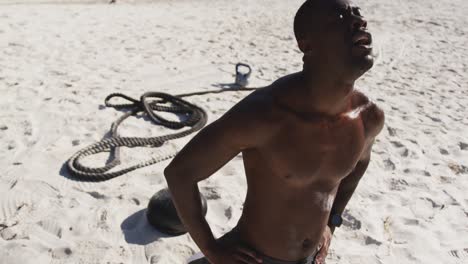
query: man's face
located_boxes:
[302,0,374,78]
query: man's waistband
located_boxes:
[259,252,316,264]
[224,227,317,264]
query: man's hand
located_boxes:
[315,226,333,264]
[207,244,263,264]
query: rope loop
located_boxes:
[66,64,258,181]
[105,93,142,109]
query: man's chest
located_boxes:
[258,116,367,184]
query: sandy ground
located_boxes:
[0,0,467,263]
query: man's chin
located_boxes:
[350,55,374,78]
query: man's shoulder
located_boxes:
[216,87,279,146]
[271,72,304,90]
[227,87,275,119]
[352,90,385,138]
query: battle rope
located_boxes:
[66,64,257,182]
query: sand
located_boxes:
[0,0,467,263]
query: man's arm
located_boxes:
[315,143,373,264]
[329,101,385,232]
[328,140,373,233]
[164,100,267,263]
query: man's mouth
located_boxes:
[351,31,373,50]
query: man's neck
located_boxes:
[295,63,355,117]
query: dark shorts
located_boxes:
[188,228,316,264]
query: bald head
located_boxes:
[293,0,354,52]
[294,0,317,43]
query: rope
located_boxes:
[66,87,257,182]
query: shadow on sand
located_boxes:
[211,82,243,89]
[59,162,86,183]
[121,209,182,245]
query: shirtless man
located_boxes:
[164,0,385,263]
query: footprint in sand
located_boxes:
[387,126,397,136]
[421,197,442,208]
[6,140,16,151]
[146,243,195,264]
[439,176,456,184]
[0,226,18,240]
[150,255,161,264]
[400,148,409,157]
[86,191,108,200]
[426,115,442,123]
[0,189,34,226]
[403,168,431,177]
[403,218,419,226]
[439,148,449,155]
[364,236,382,246]
[66,240,114,263]
[201,186,221,200]
[390,141,409,157]
[383,159,396,171]
[442,190,461,206]
[37,219,63,238]
[448,248,468,260]
[22,120,33,137]
[131,197,140,206]
[390,141,405,148]
[96,209,110,231]
[50,247,73,259]
[224,206,232,220]
[448,163,468,175]
[342,210,361,230]
[459,142,468,150]
[389,178,409,191]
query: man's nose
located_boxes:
[351,15,367,31]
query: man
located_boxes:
[164,0,385,263]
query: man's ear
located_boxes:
[298,40,307,53]
[298,39,312,55]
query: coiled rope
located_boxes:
[66,87,257,182]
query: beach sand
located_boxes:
[0,0,467,263]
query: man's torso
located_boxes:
[230,76,382,261]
